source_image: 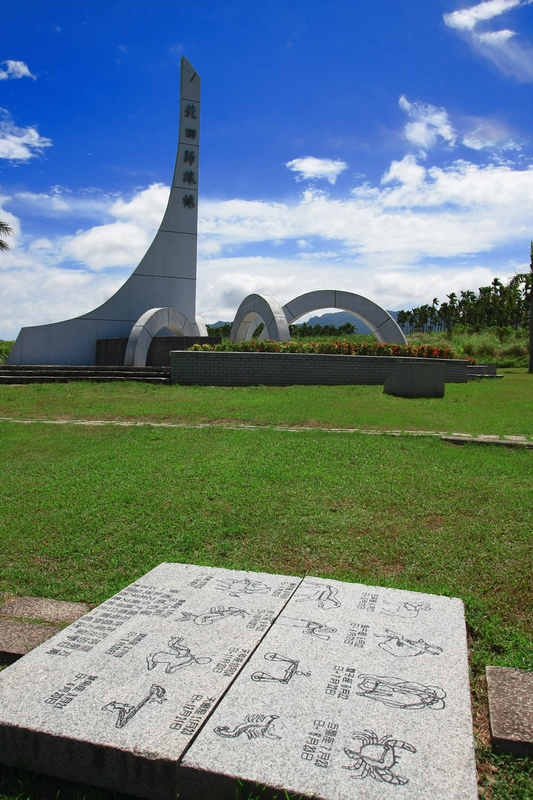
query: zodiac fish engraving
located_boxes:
[179,606,249,625]
[294,582,341,609]
[103,684,166,728]
[380,599,431,619]
[251,652,311,684]
[215,578,271,598]
[214,714,281,740]
[375,629,443,657]
[146,635,211,674]
[343,729,416,785]
[278,616,337,640]
[357,674,446,710]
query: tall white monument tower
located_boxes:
[7,57,205,366]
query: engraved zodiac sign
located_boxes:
[294,582,341,609]
[215,577,271,598]
[343,729,416,785]
[103,684,166,728]
[375,629,443,658]
[251,652,311,684]
[357,674,446,710]
[214,713,281,740]
[278,616,337,640]
[179,606,249,625]
[146,635,211,674]
[381,599,431,619]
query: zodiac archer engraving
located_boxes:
[375,629,443,657]
[103,684,166,728]
[179,606,249,625]
[251,652,311,684]
[343,729,416,785]
[294,583,341,609]
[380,599,431,619]
[146,636,211,674]
[278,616,337,640]
[357,674,446,710]
[214,713,281,740]
[215,577,271,597]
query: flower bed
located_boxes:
[189,339,465,360]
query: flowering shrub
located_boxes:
[188,339,463,359]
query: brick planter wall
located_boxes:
[96,336,221,366]
[170,351,468,386]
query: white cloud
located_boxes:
[0,60,35,80]
[0,110,52,161]
[2,153,533,337]
[398,97,456,152]
[285,156,348,184]
[444,0,533,81]
[444,0,524,31]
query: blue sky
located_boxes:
[1,0,532,337]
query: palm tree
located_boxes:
[0,220,13,251]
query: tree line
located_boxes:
[396,273,532,334]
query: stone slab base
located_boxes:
[487,667,533,758]
[383,362,445,398]
[0,566,477,800]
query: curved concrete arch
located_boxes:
[125,307,204,367]
[230,294,291,343]
[282,290,407,344]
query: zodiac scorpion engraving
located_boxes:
[214,714,281,740]
[343,729,416,785]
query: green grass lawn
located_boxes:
[0,377,532,800]
[0,368,532,436]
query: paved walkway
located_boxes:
[1,416,532,446]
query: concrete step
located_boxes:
[0,365,170,384]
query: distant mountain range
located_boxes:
[209,310,401,336]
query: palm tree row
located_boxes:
[397,274,531,334]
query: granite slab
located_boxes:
[0,596,90,624]
[487,666,533,758]
[0,563,301,800]
[0,620,61,664]
[181,576,478,800]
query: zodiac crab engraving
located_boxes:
[214,713,281,740]
[357,674,446,710]
[146,635,211,674]
[294,582,341,609]
[215,577,271,597]
[381,599,431,619]
[251,652,311,684]
[375,629,443,658]
[179,606,249,625]
[343,729,416,785]
[103,683,166,728]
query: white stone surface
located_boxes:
[181,576,477,800]
[0,563,301,800]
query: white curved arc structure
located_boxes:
[124,308,207,367]
[230,294,291,343]
[7,56,202,366]
[282,290,407,344]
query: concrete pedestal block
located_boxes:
[384,361,445,398]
